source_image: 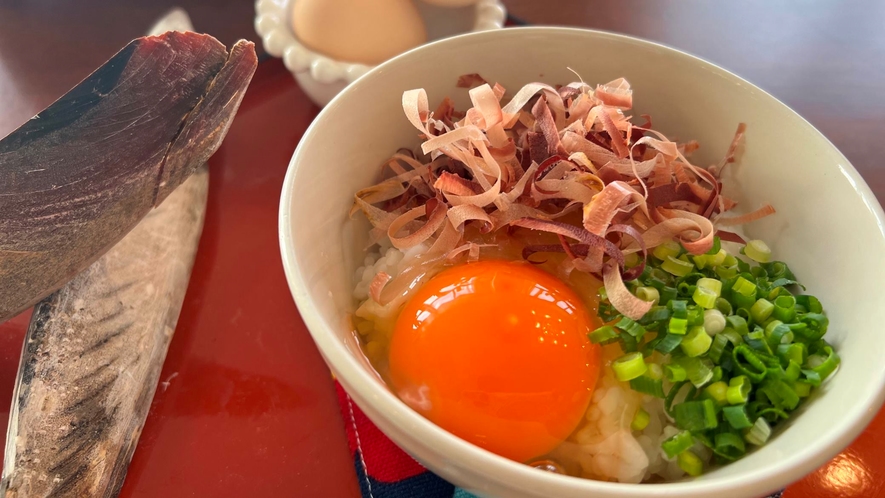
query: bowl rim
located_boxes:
[279,26,885,497]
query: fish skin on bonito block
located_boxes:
[0,32,258,323]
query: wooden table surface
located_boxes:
[1,1,883,496]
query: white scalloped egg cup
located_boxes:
[279,27,885,498]
[254,0,506,107]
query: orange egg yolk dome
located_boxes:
[388,259,602,463]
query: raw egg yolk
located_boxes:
[388,260,601,463]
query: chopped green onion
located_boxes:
[793,381,812,398]
[620,332,638,353]
[669,317,689,335]
[598,302,619,323]
[707,248,728,267]
[784,360,801,382]
[755,267,771,280]
[711,366,724,383]
[645,268,667,288]
[801,369,822,387]
[787,322,809,339]
[722,404,754,429]
[772,295,796,322]
[721,327,744,346]
[617,316,647,338]
[726,315,750,335]
[762,379,800,410]
[768,287,794,301]
[643,339,663,356]
[757,407,790,423]
[732,276,757,298]
[695,433,715,451]
[663,255,694,277]
[647,363,663,379]
[762,261,793,279]
[715,297,733,316]
[693,286,718,309]
[665,364,688,382]
[597,235,836,467]
[706,236,722,255]
[625,252,642,268]
[714,432,747,460]
[704,381,728,406]
[715,265,739,280]
[800,313,829,342]
[613,352,648,381]
[727,375,752,404]
[655,333,684,354]
[763,319,782,334]
[747,329,766,342]
[766,365,787,381]
[668,300,688,318]
[796,295,823,314]
[642,306,671,323]
[653,240,682,261]
[681,326,713,357]
[708,334,729,363]
[672,356,714,387]
[697,277,722,295]
[805,346,840,381]
[589,325,619,345]
[733,345,767,382]
[703,309,726,335]
[745,329,772,355]
[631,407,651,431]
[806,341,826,356]
[660,286,678,305]
[677,281,695,298]
[678,450,704,477]
[687,306,705,326]
[744,417,772,446]
[675,399,719,431]
[636,286,660,305]
[777,343,807,366]
[735,306,755,326]
[661,430,694,459]
[744,239,772,263]
[630,374,666,398]
[750,298,775,323]
[766,322,793,350]
[758,350,782,368]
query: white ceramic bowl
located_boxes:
[279,27,885,498]
[255,0,506,107]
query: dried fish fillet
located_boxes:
[1,167,208,498]
[0,32,257,323]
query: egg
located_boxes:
[291,0,428,65]
[388,260,602,462]
[419,0,480,6]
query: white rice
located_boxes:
[351,242,428,367]
[549,347,709,484]
[352,245,712,483]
